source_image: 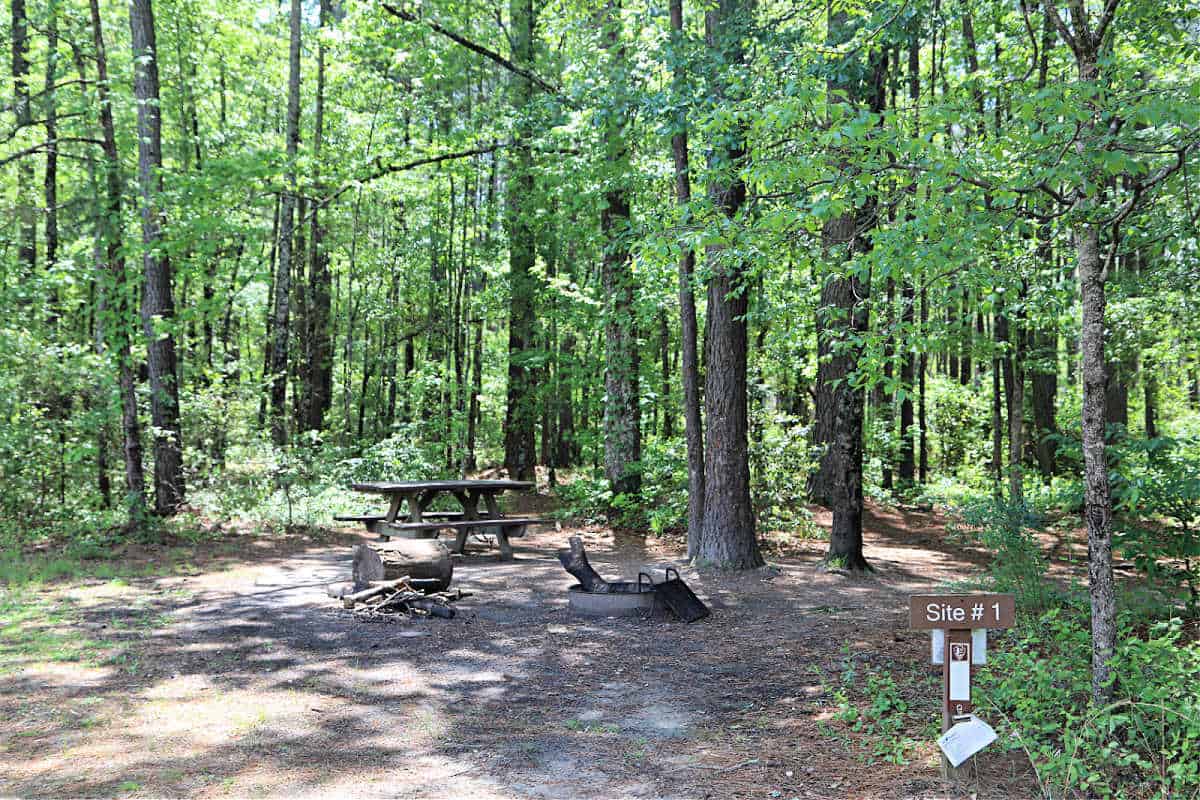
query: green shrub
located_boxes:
[978,609,1200,798]
[947,496,1061,611]
[1112,440,1200,616]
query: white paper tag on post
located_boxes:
[937,715,997,767]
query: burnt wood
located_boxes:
[557,536,611,593]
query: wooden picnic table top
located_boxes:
[351,479,535,494]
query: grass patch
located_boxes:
[0,593,112,673]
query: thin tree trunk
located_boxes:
[89,0,146,518]
[130,0,185,513]
[599,0,641,500]
[11,0,37,279]
[670,0,705,553]
[270,0,301,444]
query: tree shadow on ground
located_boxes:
[0,513,1038,798]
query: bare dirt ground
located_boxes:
[0,501,1043,799]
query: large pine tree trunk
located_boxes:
[811,16,883,573]
[600,0,641,500]
[130,0,185,513]
[694,0,760,570]
[669,0,705,555]
[269,0,302,445]
[302,0,333,432]
[502,0,538,481]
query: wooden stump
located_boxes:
[557,535,611,592]
[352,539,453,592]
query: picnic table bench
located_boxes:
[337,479,549,561]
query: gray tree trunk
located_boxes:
[11,0,37,279]
[502,0,538,481]
[1044,2,1118,703]
[600,0,641,500]
[130,0,185,513]
[88,0,147,517]
[693,0,761,569]
[669,0,706,555]
[269,0,302,444]
[301,0,333,432]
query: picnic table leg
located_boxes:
[405,491,424,523]
[449,489,480,555]
[495,525,515,561]
[481,492,515,559]
[385,494,404,524]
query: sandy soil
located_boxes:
[0,502,1042,799]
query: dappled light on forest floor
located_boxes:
[0,505,1048,798]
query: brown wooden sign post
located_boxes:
[909,594,1015,781]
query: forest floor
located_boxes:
[0,498,1070,799]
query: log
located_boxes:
[557,536,611,593]
[342,576,411,609]
[353,539,453,592]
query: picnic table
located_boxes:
[336,479,545,561]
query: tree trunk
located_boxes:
[811,16,883,573]
[503,0,538,481]
[1078,218,1116,701]
[599,0,641,500]
[130,0,185,514]
[269,0,302,445]
[1144,369,1158,440]
[1044,9,1118,698]
[670,0,706,554]
[1008,310,1025,504]
[302,0,333,432]
[694,0,760,569]
[11,0,37,280]
[89,0,146,519]
[352,540,453,592]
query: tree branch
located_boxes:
[0,136,103,167]
[300,141,508,223]
[1043,2,1079,56]
[380,3,562,97]
[1094,0,1122,46]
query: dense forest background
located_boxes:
[2,0,1199,696]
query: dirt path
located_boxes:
[0,503,1036,799]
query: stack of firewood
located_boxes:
[339,576,469,621]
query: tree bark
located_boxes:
[694,0,760,569]
[89,0,147,519]
[130,0,185,513]
[670,0,706,554]
[269,0,302,445]
[301,0,333,432]
[503,0,538,481]
[811,16,883,573]
[11,0,37,280]
[1042,1,1119,699]
[600,0,641,500]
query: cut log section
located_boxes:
[352,539,453,592]
[557,535,611,593]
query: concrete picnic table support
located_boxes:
[344,479,542,561]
